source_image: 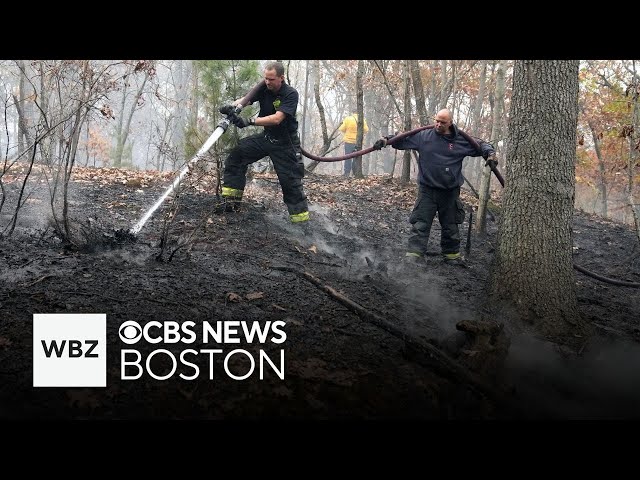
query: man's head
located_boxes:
[264,61,285,93]
[434,108,453,134]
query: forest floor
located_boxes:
[0,163,639,420]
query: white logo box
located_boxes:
[33,313,106,387]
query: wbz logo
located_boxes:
[33,313,106,387]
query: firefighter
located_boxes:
[218,61,309,224]
[374,109,495,266]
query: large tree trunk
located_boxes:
[489,60,585,339]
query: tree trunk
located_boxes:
[627,62,640,245]
[173,60,188,166]
[428,60,439,115]
[305,60,338,173]
[489,60,585,339]
[113,71,149,167]
[476,60,506,234]
[189,61,199,132]
[464,60,488,195]
[301,60,310,150]
[399,61,411,184]
[353,60,365,178]
[410,60,429,125]
[17,61,26,156]
[587,120,608,217]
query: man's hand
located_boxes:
[373,138,387,150]
[233,116,254,129]
[219,104,237,116]
[485,153,497,167]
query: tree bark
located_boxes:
[490,60,585,339]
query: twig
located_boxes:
[21,274,55,288]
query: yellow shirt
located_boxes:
[339,114,369,144]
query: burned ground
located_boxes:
[0,166,639,419]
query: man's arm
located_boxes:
[477,139,496,160]
[254,111,287,127]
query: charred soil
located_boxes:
[0,167,639,420]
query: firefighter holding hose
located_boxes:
[218,61,309,224]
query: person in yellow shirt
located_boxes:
[338,111,369,177]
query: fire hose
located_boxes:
[130,80,640,288]
[315,122,637,288]
[458,134,638,288]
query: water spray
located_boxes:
[127,79,265,236]
[129,115,234,235]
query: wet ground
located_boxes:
[0,165,639,419]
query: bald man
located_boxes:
[373,109,495,266]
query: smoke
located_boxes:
[506,333,640,419]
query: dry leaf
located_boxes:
[308,245,317,254]
[226,292,241,302]
[246,292,265,301]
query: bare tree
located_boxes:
[113,61,154,167]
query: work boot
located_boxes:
[443,253,467,267]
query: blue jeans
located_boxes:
[343,143,356,176]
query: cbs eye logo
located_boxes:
[119,321,142,344]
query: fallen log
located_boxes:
[270,264,524,416]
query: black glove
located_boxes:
[233,116,254,129]
[373,138,387,150]
[219,104,237,116]
[481,143,496,160]
[485,154,497,167]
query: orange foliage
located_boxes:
[81,129,111,167]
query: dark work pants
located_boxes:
[408,185,464,255]
[343,143,356,176]
[223,133,308,215]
